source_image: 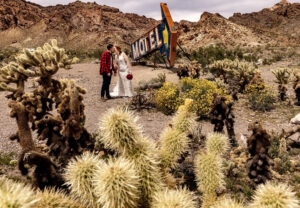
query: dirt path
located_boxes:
[0,62,299,154]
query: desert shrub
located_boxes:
[67,48,105,61]
[180,78,228,118]
[154,82,181,115]
[0,152,16,166]
[190,45,245,67]
[245,83,276,112]
[263,58,273,65]
[137,73,166,91]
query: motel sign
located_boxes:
[131,3,178,67]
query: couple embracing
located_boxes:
[99,44,134,100]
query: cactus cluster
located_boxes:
[293,71,300,106]
[208,59,259,92]
[99,107,163,205]
[177,61,202,79]
[272,68,291,101]
[0,40,95,189]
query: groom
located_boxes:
[100,44,117,100]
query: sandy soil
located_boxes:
[0,62,299,155]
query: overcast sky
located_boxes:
[27,0,300,21]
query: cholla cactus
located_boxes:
[212,198,245,208]
[0,177,38,208]
[272,68,290,101]
[99,107,163,205]
[171,98,197,133]
[99,107,143,154]
[151,188,197,208]
[0,39,78,94]
[177,61,201,79]
[272,68,290,85]
[64,152,102,207]
[250,182,299,208]
[194,151,225,208]
[159,127,188,169]
[209,59,258,91]
[205,133,230,156]
[126,137,164,205]
[93,157,141,208]
[279,137,287,156]
[293,71,300,105]
[36,188,84,208]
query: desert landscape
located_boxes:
[0,0,300,208]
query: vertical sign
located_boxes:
[131,3,178,67]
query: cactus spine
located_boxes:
[194,151,225,208]
[99,107,142,154]
[171,98,196,133]
[250,182,299,208]
[151,188,197,208]
[35,188,84,208]
[206,132,230,156]
[64,152,102,207]
[212,198,245,208]
[0,177,38,208]
[159,127,188,169]
[93,157,141,208]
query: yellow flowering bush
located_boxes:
[180,78,228,118]
[154,82,181,115]
[245,83,276,112]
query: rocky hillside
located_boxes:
[0,0,299,51]
[177,12,267,49]
[0,0,158,49]
[229,0,300,44]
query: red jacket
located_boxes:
[100,50,116,75]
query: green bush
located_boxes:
[181,78,228,118]
[154,82,181,115]
[245,83,276,112]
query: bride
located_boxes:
[111,45,135,97]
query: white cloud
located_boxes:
[27,0,300,21]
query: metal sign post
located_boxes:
[131,3,178,67]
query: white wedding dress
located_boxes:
[111,52,135,97]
